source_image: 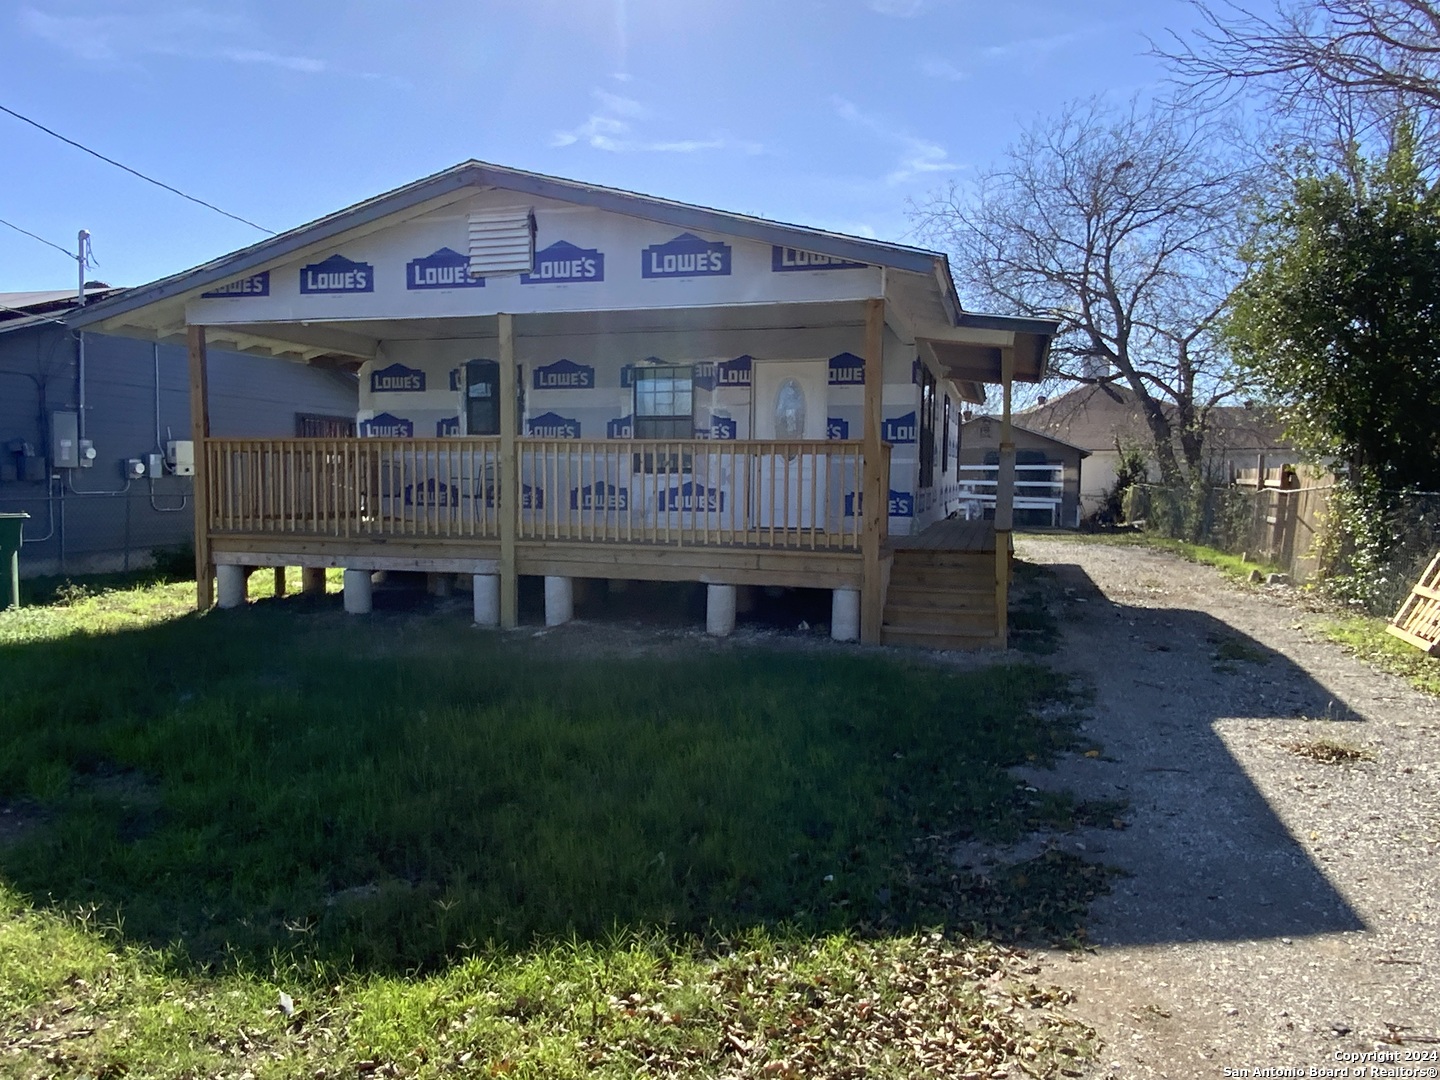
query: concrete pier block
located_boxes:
[216,564,247,609]
[831,588,860,642]
[343,569,373,615]
[544,575,573,626]
[473,574,500,626]
[707,583,737,637]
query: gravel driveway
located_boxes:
[1013,537,1440,1079]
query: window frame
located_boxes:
[632,364,695,440]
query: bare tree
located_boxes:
[1160,0,1440,174]
[909,99,1252,485]
[1167,0,1440,108]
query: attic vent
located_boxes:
[467,208,536,277]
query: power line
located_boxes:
[0,102,275,235]
[0,215,76,260]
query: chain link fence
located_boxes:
[0,480,194,580]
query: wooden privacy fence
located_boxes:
[206,437,881,551]
[1231,465,1335,583]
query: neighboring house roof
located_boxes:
[1017,383,1290,456]
[960,415,1091,457]
[0,286,122,332]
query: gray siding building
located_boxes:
[1,292,357,576]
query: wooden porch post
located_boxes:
[861,298,886,644]
[187,325,214,612]
[498,313,518,629]
[994,347,1015,646]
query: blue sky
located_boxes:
[1,0,1206,294]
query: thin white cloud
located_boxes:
[921,57,968,82]
[18,5,343,77]
[552,87,761,155]
[868,0,927,16]
[833,97,960,185]
[980,30,1087,65]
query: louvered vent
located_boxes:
[467,208,536,277]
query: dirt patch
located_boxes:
[1014,537,1440,1078]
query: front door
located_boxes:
[752,360,827,528]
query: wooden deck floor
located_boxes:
[888,518,999,554]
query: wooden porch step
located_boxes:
[884,584,994,610]
[880,624,1004,650]
[889,551,995,570]
[883,604,996,631]
[887,564,993,586]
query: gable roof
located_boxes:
[68,159,967,332]
[960,415,1091,456]
[1019,383,1291,454]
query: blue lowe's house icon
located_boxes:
[641,233,731,279]
[370,363,426,394]
[360,412,413,438]
[405,477,457,507]
[526,411,582,438]
[406,247,484,290]
[571,480,629,512]
[607,415,634,438]
[882,411,917,444]
[658,481,725,513]
[522,240,605,284]
[827,417,850,440]
[770,246,867,272]
[704,416,738,440]
[201,271,269,298]
[532,359,596,391]
[888,490,915,517]
[436,416,461,436]
[828,352,866,385]
[299,253,374,294]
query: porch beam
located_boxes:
[861,297,885,644]
[498,312,519,629]
[187,324,214,612]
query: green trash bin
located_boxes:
[0,512,29,610]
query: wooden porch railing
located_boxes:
[205,438,503,539]
[206,437,883,551]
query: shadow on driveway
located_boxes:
[1021,560,1367,947]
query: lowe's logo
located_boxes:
[405,478,457,508]
[889,489,915,517]
[771,246,867,272]
[527,411,581,438]
[828,352,866,386]
[533,359,595,391]
[658,481,724,513]
[201,272,269,298]
[522,240,604,284]
[694,356,751,391]
[483,484,544,509]
[300,254,374,294]
[571,481,629,512]
[370,363,426,393]
[883,412,917,444]
[607,415,634,438]
[436,416,461,436]
[702,416,738,440]
[827,417,850,440]
[360,412,413,438]
[406,247,483,290]
[642,233,731,279]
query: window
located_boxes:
[633,365,694,439]
[918,366,937,488]
[942,395,952,472]
[296,413,355,437]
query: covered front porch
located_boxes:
[68,160,1053,647]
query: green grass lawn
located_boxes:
[0,572,1105,1077]
[1320,613,1440,696]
